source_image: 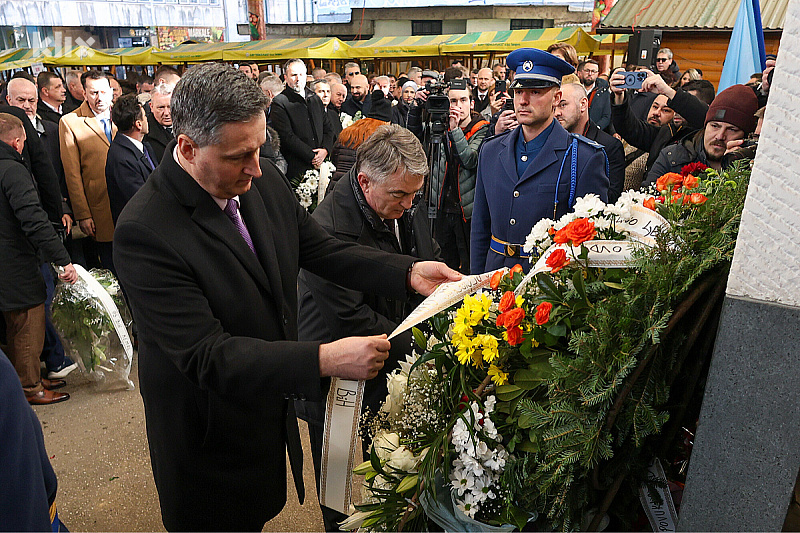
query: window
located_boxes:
[412,20,442,36]
[510,19,545,30]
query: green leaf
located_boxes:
[412,327,427,350]
[514,366,552,390]
[603,281,625,290]
[353,460,374,475]
[536,272,563,302]
[573,269,587,302]
[516,439,539,453]
[547,322,567,337]
[495,384,525,401]
[365,470,378,482]
[369,446,385,476]
[503,504,534,530]
[408,349,438,376]
[396,474,419,493]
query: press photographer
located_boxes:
[423,77,490,274]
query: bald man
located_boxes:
[473,67,494,114]
[341,74,371,117]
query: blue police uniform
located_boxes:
[470,48,610,274]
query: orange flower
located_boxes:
[509,264,524,277]
[506,326,523,346]
[498,291,516,313]
[489,270,504,290]
[535,302,553,325]
[670,192,684,204]
[689,193,708,205]
[553,227,569,245]
[656,172,684,192]
[545,248,570,274]
[642,197,656,211]
[564,218,597,247]
[502,307,525,329]
[683,175,699,189]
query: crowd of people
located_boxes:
[0,42,775,531]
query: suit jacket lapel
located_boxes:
[239,190,284,304]
[498,128,519,184]
[78,102,115,147]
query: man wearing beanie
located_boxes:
[643,84,758,185]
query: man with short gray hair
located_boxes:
[62,70,83,114]
[144,83,174,164]
[113,63,459,531]
[297,124,441,530]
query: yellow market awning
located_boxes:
[0,47,56,71]
[223,38,351,61]
[100,46,161,65]
[440,27,601,55]
[151,42,245,63]
[347,34,458,58]
[44,46,121,66]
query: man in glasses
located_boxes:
[655,48,681,85]
[343,62,361,94]
[577,59,611,131]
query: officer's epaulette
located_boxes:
[568,133,604,150]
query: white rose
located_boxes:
[387,445,420,472]
[383,371,407,418]
[372,431,400,462]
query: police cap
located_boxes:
[506,48,575,89]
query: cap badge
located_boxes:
[522,60,533,72]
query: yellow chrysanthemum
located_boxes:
[455,337,476,366]
[476,334,499,364]
[461,294,492,326]
[515,295,525,308]
[488,364,509,386]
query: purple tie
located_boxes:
[223,198,256,255]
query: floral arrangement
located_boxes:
[291,161,336,211]
[346,162,750,531]
[340,110,363,129]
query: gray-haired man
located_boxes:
[143,82,174,164]
[113,63,459,531]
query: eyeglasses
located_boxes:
[656,58,669,62]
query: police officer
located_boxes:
[470,48,610,274]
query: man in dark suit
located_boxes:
[310,79,343,139]
[35,72,66,125]
[106,94,156,225]
[340,73,371,117]
[61,70,83,114]
[555,83,625,203]
[113,63,459,531]
[271,58,334,181]
[143,82,174,165]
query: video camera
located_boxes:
[423,74,467,128]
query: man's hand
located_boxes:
[410,261,462,296]
[318,334,391,380]
[724,138,745,155]
[495,109,518,135]
[490,92,506,115]
[61,213,73,236]
[78,217,95,238]
[641,71,676,100]
[58,263,78,284]
[311,148,328,168]
[448,108,461,131]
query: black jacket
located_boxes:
[391,100,414,129]
[643,130,708,186]
[33,118,68,215]
[271,88,334,180]
[340,93,371,118]
[143,112,173,166]
[36,102,62,125]
[582,120,625,203]
[612,88,709,177]
[113,142,416,530]
[0,141,71,312]
[105,134,156,224]
[326,105,343,139]
[588,78,612,131]
[0,105,62,224]
[473,88,492,114]
[298,167,440,414]
[62,92,82,115]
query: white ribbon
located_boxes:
[73,264,133,362]
[320,378,365,514]
[638,458,678,532]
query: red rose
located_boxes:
[498,291,516,313]
[545,248,570,274]
[503,307,525,329]
[564,218,597,247]
[490,270,504,290]
[683,175,699,189]
[506,326,523,346]
[535,302,553,325]
[642,197,656,211]
[496,313,506,327]
[553,227,569,245]
[689,193,708,205]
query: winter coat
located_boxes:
[330,118,387,185]
[643,129,708,186]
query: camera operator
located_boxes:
[429,81,490,273]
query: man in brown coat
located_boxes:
[59,70,117,270]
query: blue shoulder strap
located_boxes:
[554,136,580,217]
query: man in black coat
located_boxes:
[297,124,440,530]
[143,82,174,165]
[113,64,459,531]
[106,94,156,225]
[577,60,611,131]
[36,72,66,125]
[0,113,77,405]
[340,73,371,117]
[271,58,334,181]
[555,83,625,202]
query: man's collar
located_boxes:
[91,106,110,120]
[171,144,233,211]
[41,100,61,113]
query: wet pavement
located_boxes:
[33,354,325,532]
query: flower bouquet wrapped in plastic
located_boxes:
[51,265,134,390]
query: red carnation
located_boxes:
[680,162,708,177]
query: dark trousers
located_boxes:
[3,304,46,394]
[435,211,471,275]
[39,264,69,372]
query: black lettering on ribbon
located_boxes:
[335,388,357,408]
